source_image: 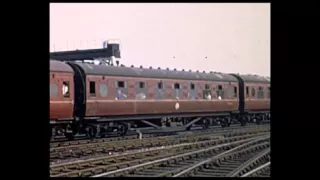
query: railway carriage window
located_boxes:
[174,83,180,89]
[89,81,96,97]
[189,83,197,100]
[216,85,224,100]
[136,81,147,100]
[117,81,125,88]
[251,87,256,97]
[155,81,165,100]
[227,87,233,99]
[258,86,264,99]
[190,83,195,90]
[203,90,211,100]
[157,82,163,89]
[100,83,108,97]
[234,86,238,98]
[139,82,145,88]
[115,81,128,100]
[62,81,70,98]
[268,87,270,98]
[50,83,58,97]
[246,86,249,97]
[173,83,182,99]
[204,84,211,99]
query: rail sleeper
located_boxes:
[90,159,105,166]
[65,163,79,170]
[53,171,80,177]
[79,162,91,169]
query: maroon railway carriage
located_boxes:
[49,60,74,121]
[239,74,270,123]
[66,62,241,136]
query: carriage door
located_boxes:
[50,74,60,119]
[50,74,59,101]
[98,76,109,113]
[87,78,98,116]
[245,85,250,101]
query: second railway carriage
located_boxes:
[231,74,270,125]
[67,62,241,137]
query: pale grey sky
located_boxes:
[50,3,270,76]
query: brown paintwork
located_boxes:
[85,75,239,117]
[244,82,270,111]
[86,100,239,116]
[50,72,74,120]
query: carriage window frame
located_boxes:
[190,83,195,90]
[50,83,58,97]
[157,82,163,89]
[251,87,256,97]
[155,81,165,100]
[258,86,264,99]
[89,81,96,97]
[174,83,180,89]
[99,83,108,97]
[62,81,70,98]
[117,81,125,88]
[136,81,147,100]
[138,82,145,89]
[216,85,224,99]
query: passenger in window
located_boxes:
[175,89,180,99]
[207,94,211,100]
[62,82,69,97]
[116,89,127,100]
[205,93,211,100]
[136,92,146,100]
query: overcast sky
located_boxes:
[50,3,270,76]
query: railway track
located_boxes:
[50,128,270,177]
[50,125,270,164]
[51,123,269,144]
[240,161,271,177]
[174,144,270,177]
[92,135,270,177]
